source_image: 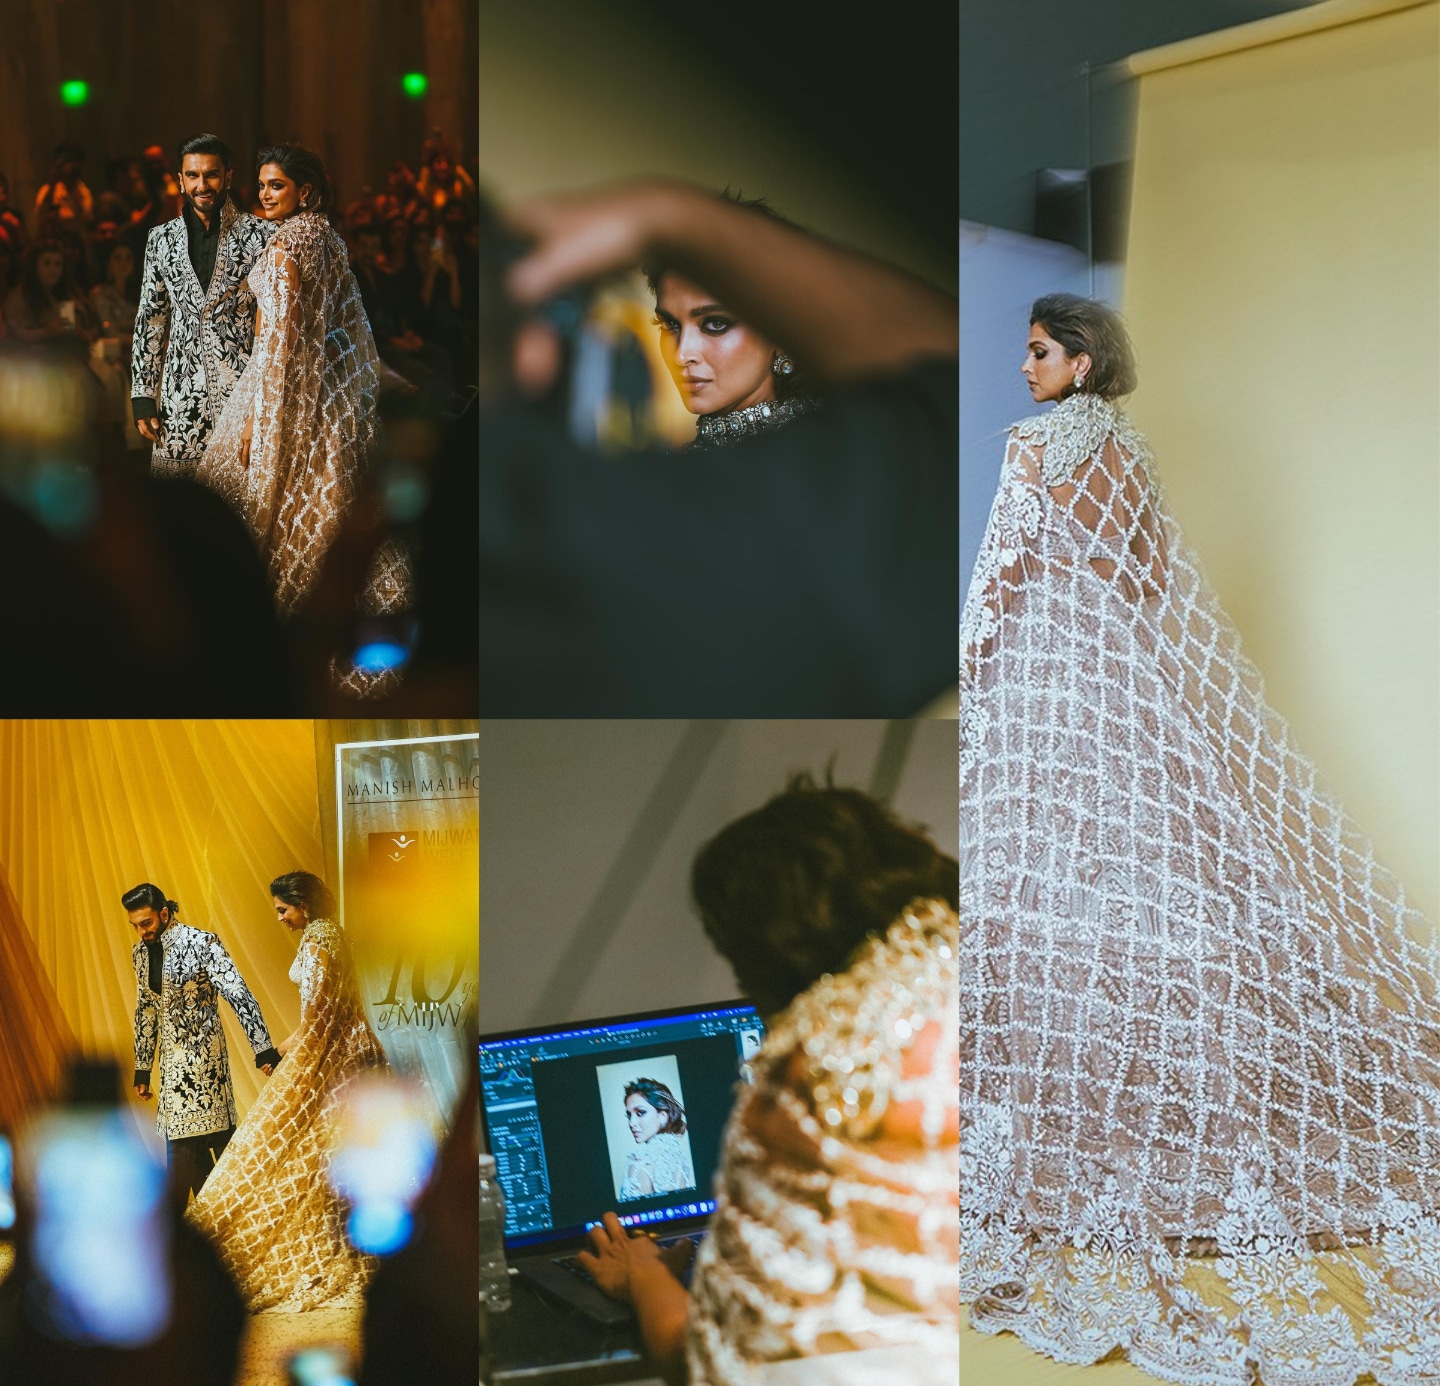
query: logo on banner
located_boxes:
[370,831,420,873]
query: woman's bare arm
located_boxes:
[507,180,956,387]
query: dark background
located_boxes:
[634,0,958,279]
[959,0,1322,238]
[0,0,478,217]
[532,1034,743,1234]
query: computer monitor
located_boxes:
[478,1002,765,1252]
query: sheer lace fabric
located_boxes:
[959,393,1440,1385]
[197,210,411,621]
[188,918,387,1312]
[687,900,960,1385]
[620,1130,695,1200]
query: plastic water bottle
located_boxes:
[478,1153,512,1313]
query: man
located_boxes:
[476,181,958,715]
[124,881,281,1198]
[131,133,273,474]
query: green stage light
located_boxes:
[60,80,89,107]
[401,72,427,99]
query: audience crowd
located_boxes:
[0,130,480,423]
[0,130,479,716]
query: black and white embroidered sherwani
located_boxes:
[131,198,274,470]
[132,921,279,1145]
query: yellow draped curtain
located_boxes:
[0,721,324,1128]
[0,860,75,1132]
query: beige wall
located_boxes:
[476,0,954,293]
[1123,0,1440,917]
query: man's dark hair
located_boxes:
[690,773,957,1017]
[269,870,337,920]
[177,133,232,171]
[255,144,332,213]
[623,1078,687,1136]
[121,882,179,916]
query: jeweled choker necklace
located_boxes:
[690,394,814,450]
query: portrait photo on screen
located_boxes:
[595,1056,697,1204]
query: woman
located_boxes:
[189,871,387,1310]
[645,199,813,450]
[576,776,959,1384]
[617,1079,694,1201]
[197,145,409,621]
[88,238,146,450]
[2,239,95,348]
[960,294,1440,1383]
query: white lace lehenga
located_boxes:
[959,392,1440,1385]
[197,210,410,689]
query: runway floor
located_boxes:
[238,1306,362,1386]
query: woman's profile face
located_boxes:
[36,251,63,290]
[1021,321,1089,405]
[625,1092,665,1143]
[256,163,305,221]
[655,271,777,417]
[273,895,308,931]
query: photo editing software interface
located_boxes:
[479,1005,765,1250]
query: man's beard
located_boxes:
[186,187,226,218]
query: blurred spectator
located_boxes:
[105,155,153,234]
[3,239,95,348]
[34,143,94,235]
[89,238,146,452]
[0,172,25,255]
[350,223,453,404]
[0,239,17,297]
[139,144,183,228]
[416,131,474,216]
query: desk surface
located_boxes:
[488,1277,657,1386]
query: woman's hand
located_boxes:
[573,1211,664,1303]
[239,414,254,469]
[505,182,682,306]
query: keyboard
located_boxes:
[553,1231,707,1289]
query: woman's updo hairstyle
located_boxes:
[269,870,337,921]
[690,772,957,1018]
[255,144,333,214]
[1031,292,1137,400]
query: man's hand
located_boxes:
[134,1082,152,1100]
[136,416,161,443]
[573,1211,668,1304]
[260,1063,274,1077]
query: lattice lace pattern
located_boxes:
[959,392,1440,1384]
[197,210,412,621]
[188,918,388,1312]
[687,900,961,1385]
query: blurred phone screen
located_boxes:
[25,1109,170,1346]
[287,1345,356,1386]
[0,1134,14,1231]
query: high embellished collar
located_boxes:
[690,394,814,450]
[1012,391,1143,487]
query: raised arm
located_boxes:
[203,932,280,1071]
[507,179,956,386]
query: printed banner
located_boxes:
[336,734,478,1125]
